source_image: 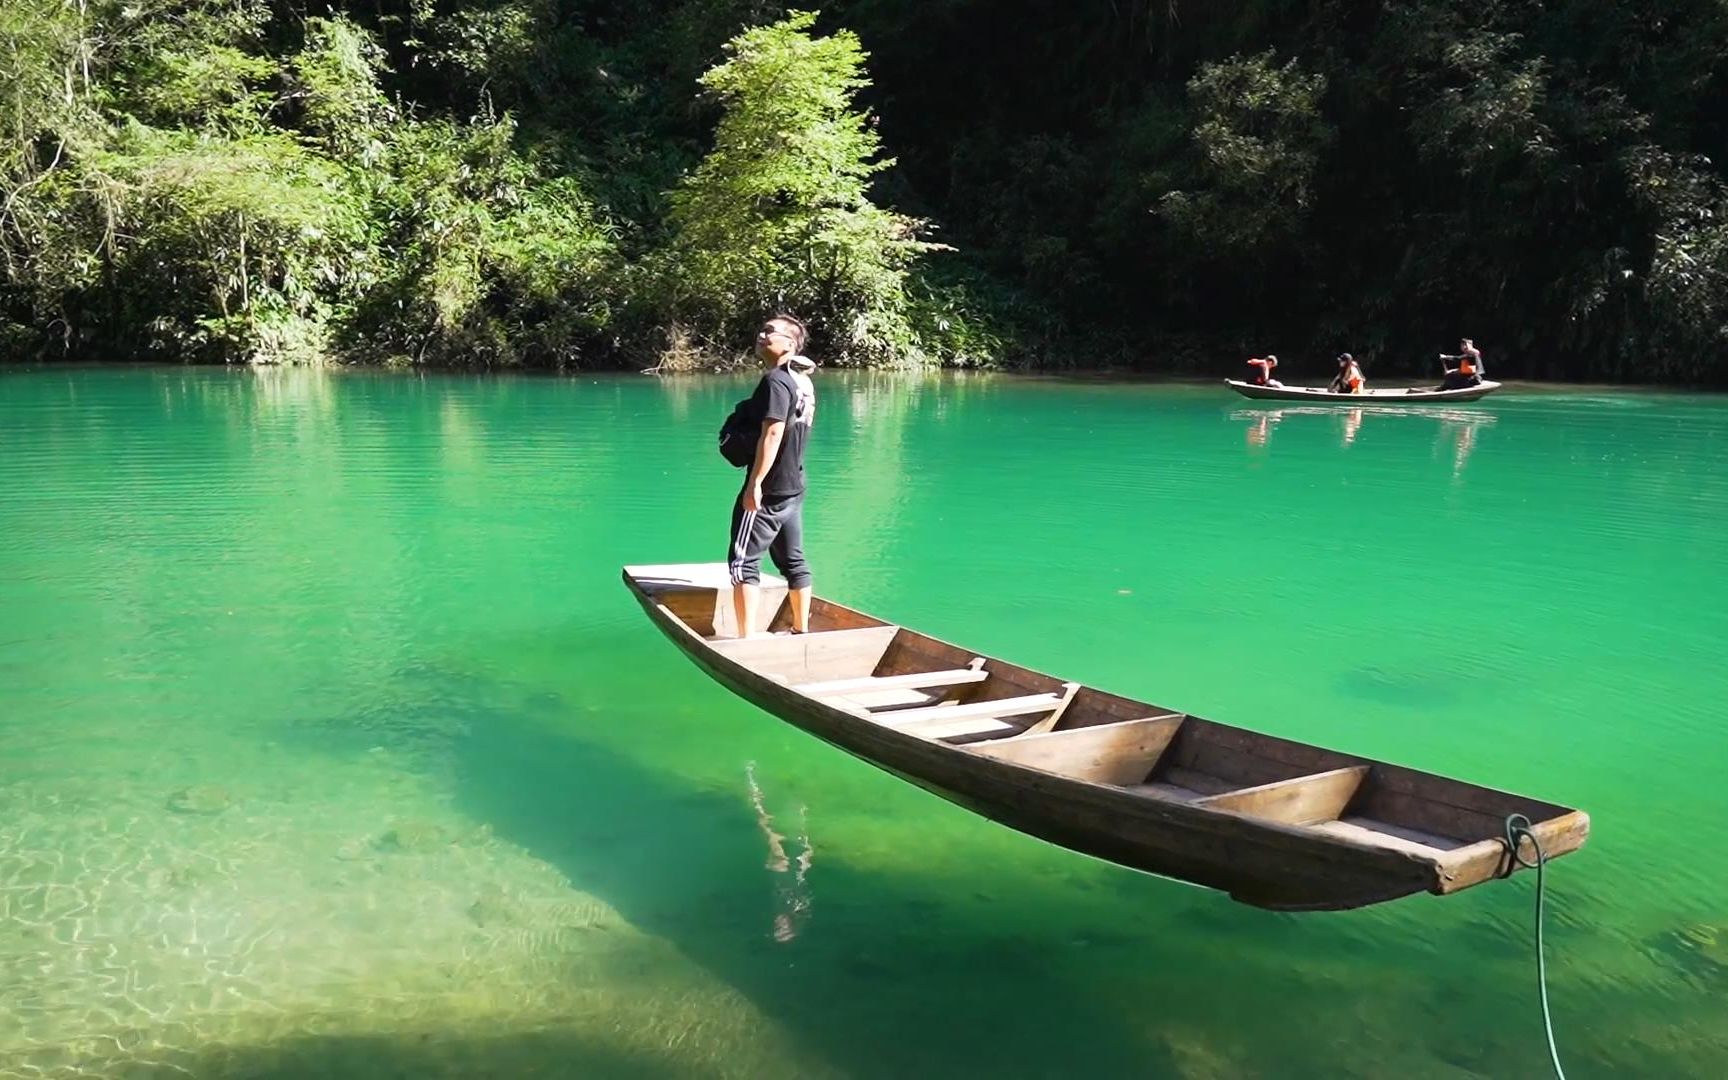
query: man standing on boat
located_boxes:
[729,315,816,638]
[1438,338,1484,390]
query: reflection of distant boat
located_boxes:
[1233,404,1496,453]
[1225,379,1502,404]
[1230,405,1499,426]
[1237,400,1492,459]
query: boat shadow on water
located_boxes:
[345,650,1474,1077]
[418,651,1595,1077]
[186,642,1691,1078]
[438,692,1203,1076]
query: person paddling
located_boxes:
[1327,353,1365,394]
[1438,338,1484,390]
[1244,354,1281,387]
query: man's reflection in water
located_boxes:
[1449,419,1480,478]
[1246,411,1278,448]
[747,762,813,943]
[1342,407,1364,446]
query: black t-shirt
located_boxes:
[746,364,815,497]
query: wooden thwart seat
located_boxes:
[899,716,1022,742]
[1016,682,1082,737]
[968,714,1185,784]
[797,664,987,698]
[873,691,1064,728]
[708,624,898,655]
[707,624,901,685]
[1192,765,1370,826]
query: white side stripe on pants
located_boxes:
[729,508,760,584]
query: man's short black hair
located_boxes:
[771,313,808,354]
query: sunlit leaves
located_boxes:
[660,10,943,364]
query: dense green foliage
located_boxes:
[657,12,941,364]
[5,1,1728,379]
[842,0,1728,381]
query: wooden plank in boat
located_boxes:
[798,668,989,697]
[779,602,890,634]
[635,565,790,636]
[1310,817,1453,857]
[1194,766,1370,826]
[876,631,1070,712]
[875,692,1062,727]
[714,585,790,638]
[1059,684,1183,730]
[1126,780,1206,803]
[1018,681,1082,737]
[656,593,721,636]
[826,687,951,712]
[1154,765,1239,796]
[969,714,1185,785]
[872,631,981,679]
[900,716,1023,741]
[1346,772,1567,847]
[656,589,790,638]
[1164,721,1359,790]
[1430,811,1591,894]
[710,625,900,683]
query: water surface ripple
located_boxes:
[1,367,1724,1077]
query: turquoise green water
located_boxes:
[2,367,1725,1078]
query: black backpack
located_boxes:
[717,398,756,467]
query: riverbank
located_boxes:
[7,355,1723,392]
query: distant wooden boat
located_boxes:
[1226,379,1502,403]
[622,564,1588,911]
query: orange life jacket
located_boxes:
[1458,356,1477,376]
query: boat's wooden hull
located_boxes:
[1226,379,1502,404]
[623,566,1587,911]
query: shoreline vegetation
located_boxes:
[13,363,1722,399]
[5,5,1728,383]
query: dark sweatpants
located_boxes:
[728,491,811,588]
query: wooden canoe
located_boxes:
[622,564,1588,911]
[1226,379,1502,403]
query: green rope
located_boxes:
[1504,813,1567,1080]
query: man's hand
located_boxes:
[743,482,763,512]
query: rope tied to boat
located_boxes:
[1502,813,1567,1080]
